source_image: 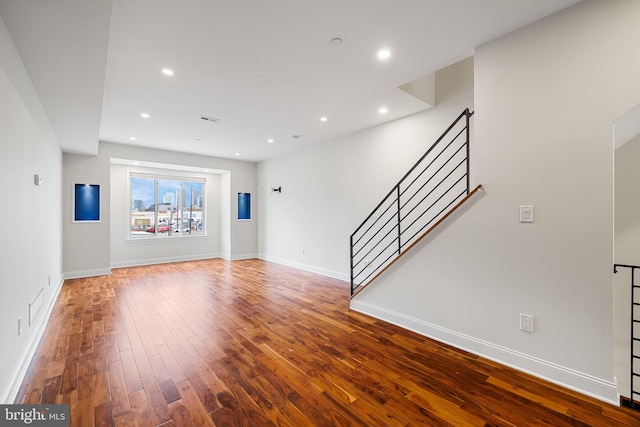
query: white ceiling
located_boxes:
[0,0,581,162]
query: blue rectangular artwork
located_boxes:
[238,192,251,220]
[74,183,100,222]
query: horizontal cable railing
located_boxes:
[350,108,473,295]
[614,263,640,412]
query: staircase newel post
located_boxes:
[350,235,355,295]
[396,185,402,255]
[465,108,471,195]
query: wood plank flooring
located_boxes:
[15,258,640,426]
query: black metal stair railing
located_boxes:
[350,108,474,295]
[614,263,640,412]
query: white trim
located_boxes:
[110,253,221,269]
[0,275,65,404]
[63,267,112,280]
[259,254,349,282]
[230,253,259,261]
[349,299,620,406]
[126,169,208,242]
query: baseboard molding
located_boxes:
[230,253,259,261]
[110,253,221,269]
[259,254,349,282]
[63,267,112,280]
[349,299,620,406]
[1,275,65,404]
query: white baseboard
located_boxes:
[110,253,221,269]
[230,253,259,261]
[259,254,349,282]
[349,299,620,406]
[63,267,112,280]
[1,275,65,404]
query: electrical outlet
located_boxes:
[520,314,534,333]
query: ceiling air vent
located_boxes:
[199,115,220,123]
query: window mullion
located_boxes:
[154,179,159,236]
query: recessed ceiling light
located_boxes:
[268,139,274,143]
[141,113,150,118]
[320,117,328,122]
[161,68,174,76]
[129,136,136,141]
[133,162,140,166]
[377,49,391,61]
[330,37,343,46]
[379,107,388,114]
[235,152,240,156]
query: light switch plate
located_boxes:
[520,205,533,223]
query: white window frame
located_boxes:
[129,172,206,239]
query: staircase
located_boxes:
[350,108,480,296]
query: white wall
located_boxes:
[63,142,258,278]
[0,15,63,403]
[257,57,474,279]
[615,133,640,266]
[63,152,111,277]
[352,0,640,404]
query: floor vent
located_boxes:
[29,287,44,326]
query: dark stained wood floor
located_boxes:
[15,259,640,426]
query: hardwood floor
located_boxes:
[15,259,640,426]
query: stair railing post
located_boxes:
[396,185,402,254]
[350,235,355,294]
[465,108,471,195]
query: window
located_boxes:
[130,173,205,238]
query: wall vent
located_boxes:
[199,115,220,123]
[29,287,44,326]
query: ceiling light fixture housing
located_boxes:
[161,68,174,76]
[200,115,220,123]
